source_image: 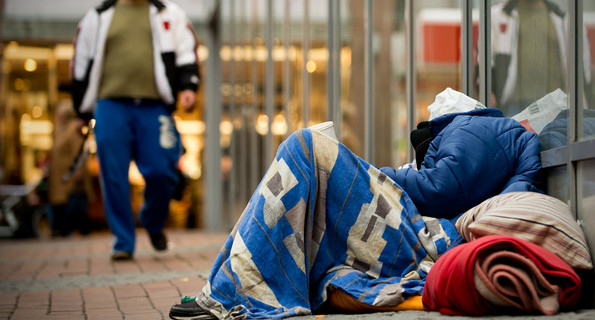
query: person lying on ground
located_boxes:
[169,99,542,319]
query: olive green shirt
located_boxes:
[510,2,564,106]
[98,1,160,100]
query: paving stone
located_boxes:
[2,229,595,320]
[0,229,223,319]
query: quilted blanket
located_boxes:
[196,129,462,319]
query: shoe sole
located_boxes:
[169,312,217,320]
[150,233,168,251]
[111,252,132,260]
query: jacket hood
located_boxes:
[429,108,504,137]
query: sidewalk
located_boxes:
[0,229,227,320]
[1,229,595,320]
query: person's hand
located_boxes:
[179,89,196,113]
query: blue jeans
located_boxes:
[94,98,181,253]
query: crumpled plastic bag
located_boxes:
[511,88,567,134]
[427,87,486,120]
[308,121,338,140]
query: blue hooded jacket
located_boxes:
[380,108,543,219]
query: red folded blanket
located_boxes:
[422,235,581,316]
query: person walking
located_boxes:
[70,0,200,260]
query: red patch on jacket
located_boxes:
[519,119,537,133]
[499,22,507,33]
[163,21,170,30]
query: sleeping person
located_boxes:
[169,89,543,320]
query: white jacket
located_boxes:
[71,0,200,118]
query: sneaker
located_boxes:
[149,231,168,251]
[111,251,133,261]
[169,300,216,320]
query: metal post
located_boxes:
[479,0,491,107]
[227,0,237,228]
[238,0,248,209]
[250,0,260,187]
[461,0,473,96]
[364,0,374,162]
[265,0,274,162]
[284,0,292,136]
[567,1,579,217]
[303,0,310,127]
[205,2,223,231]
[327,0,335,123]
[405,0,415,163]
[333,0,342,138]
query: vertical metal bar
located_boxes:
[405,0,415,163]
[567,0,579,217]
[364,0,374,162]
[461,0,473,95]
[478,0,491,107]
[303,0,310,126]
[238,0,248,208]
[284,0,292,136]
[576,1,585,141]
[333,0,342,139]
[327,0,335,122]
[228,0,237,228]
[570,1,582,143]
[250,0,259,193]
[205,2,223,231]
[265,0,274,162]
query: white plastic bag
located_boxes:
[511,88,567,134]
[427,87,486,120]
[309,121,338,140]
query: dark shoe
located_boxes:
[111,251,133,261]
[149,231,168,251]
[169,300,216,319]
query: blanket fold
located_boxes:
[423,235,581,316]
[474,250,560,315]
[196,129,462,319]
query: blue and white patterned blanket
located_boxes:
[197,129,462,319]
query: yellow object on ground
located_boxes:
[326,288,424,313]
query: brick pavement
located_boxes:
[3,229,595,320]
[0,229,228,320]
